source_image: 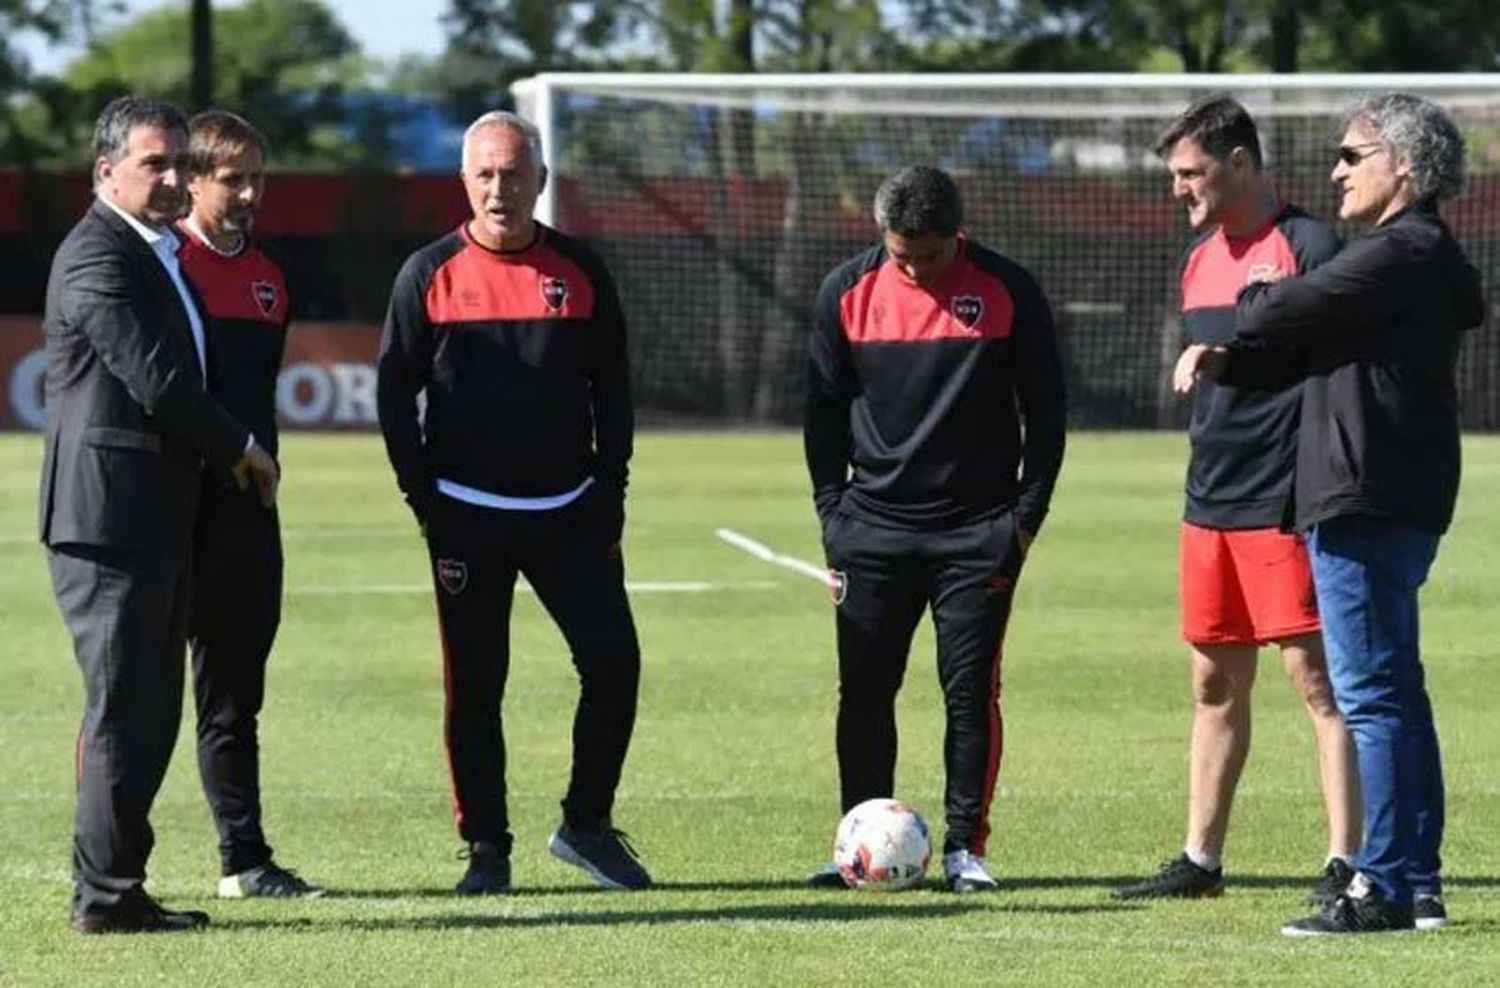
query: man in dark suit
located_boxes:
[40,95,279,934]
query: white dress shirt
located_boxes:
[98,195,206,379]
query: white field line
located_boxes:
[287,579,777,596]
[715,527,831,586]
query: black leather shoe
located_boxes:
[72,888,210,934]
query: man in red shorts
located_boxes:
[1114,95,1360,903]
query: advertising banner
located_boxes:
[1,318,383,431]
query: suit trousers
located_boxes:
[48,542,192,915]
[823,508,1024,857]
[190,484,283,876]
[422,491,641,854]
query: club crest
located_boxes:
[828,569,848,606]
[540,276,569,311]
[1245,263,1285,286]
[436,558,468,595]
[251,280,279,317]
[950,295,984,328]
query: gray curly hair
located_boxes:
[1346,93,1466,204]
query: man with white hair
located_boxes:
[377,110,649,894]
[1179,92,1484,935]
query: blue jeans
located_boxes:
[1308,517,1444,904]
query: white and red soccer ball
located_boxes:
[833,798,932,890]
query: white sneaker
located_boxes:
[943,850,998,893]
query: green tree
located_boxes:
[16,0,369,169]
[1300,0,1500,71]
[0,1,106,165]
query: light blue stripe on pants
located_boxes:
[1308,517,1444,904]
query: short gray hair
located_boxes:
[93,96,188,165]
[462,110,544,171]
[1346,93,1466,204]
[873,165,963,238]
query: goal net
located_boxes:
[512,73,1500,428]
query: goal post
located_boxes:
[512,73,1500,428]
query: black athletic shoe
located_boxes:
[1112,854,1224,899]
[1304,858,1356,907]
[1281,874,1415,936]
[456,841,512,895]
[808,861,849,889]
[1414,894,1449,930]
[548,821,653,890]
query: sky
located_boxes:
[14,0,449,76]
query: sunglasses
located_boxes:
[1337,142,1384,166]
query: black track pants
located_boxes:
[423,491,641,853]
[824,508,1024,856]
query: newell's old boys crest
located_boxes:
[828,569,848,606]
[436,558,468,595]
[951,295,984,329]
[251,280,279,317]
[540,276,569,311]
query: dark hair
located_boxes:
[187,109,268,175]
[1155,94,1263,170]
[93,96,188,165]
[1346,93,1465,203]
[872,165,963,238]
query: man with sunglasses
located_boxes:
[1115,95,1360,905]
[1179,93,1483,936]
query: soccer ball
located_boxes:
[832,798,932,890]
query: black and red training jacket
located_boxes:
[804,236,1065,534]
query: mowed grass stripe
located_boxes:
[0,431,1495,987]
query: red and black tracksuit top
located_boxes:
[175,224,290,460]
[376,223,632,524]
[1180,204,1340,529]
[805,237,1066,534]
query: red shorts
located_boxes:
[1180,522,1320,645]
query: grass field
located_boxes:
[1,431,1497,986]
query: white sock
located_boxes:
[1185,847,1221,872]
[1328,853,1354,867]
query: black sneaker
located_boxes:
[1304,858,1356,907]
[218,862,326,899]
[808,861,849,889]
[548,821,652,890]
[1281,874,1414,936]
[456,841,512,895]
[1414,894,1448,930]
[1112,854,1224,899]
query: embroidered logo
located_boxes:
[951,295,984,329]
[435,558,468,595]
[540,276,568,311]
[828,569,848,606]
[251,280,279,317]
[1246,263,1285,286]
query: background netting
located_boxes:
[515,78,1500,428]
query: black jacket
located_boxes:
[39,201,249,557]
[1226,202,1485,534]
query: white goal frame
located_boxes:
[511,72,1500,226]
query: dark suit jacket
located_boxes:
[39,200,249,558]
